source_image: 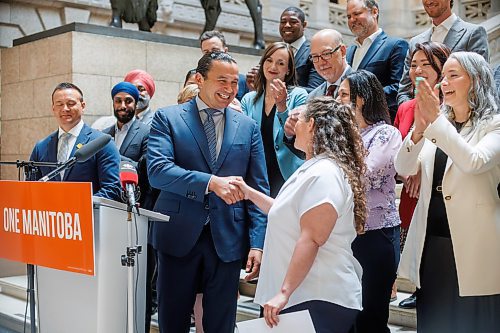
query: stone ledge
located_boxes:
[13,22,263,57]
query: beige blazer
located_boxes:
[395,114,500,296]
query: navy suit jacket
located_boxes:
[29,123,121,200]
[347,31,408,113]
[307,65,354,101]
[147,98,269,262]
[295,40,324,93]
[103,119,149,166]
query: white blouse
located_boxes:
[254,156,363,310]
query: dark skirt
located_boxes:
[281,300,359,333]
[417,235,500,333]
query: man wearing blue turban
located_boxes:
[104,82,149,170]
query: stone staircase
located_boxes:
[0,276,32,333]
[233,276,417,332]
[0,274,416,333]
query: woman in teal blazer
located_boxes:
[241,42,308,197]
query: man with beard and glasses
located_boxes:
[124,69,157,126]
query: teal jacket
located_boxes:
[241,86,308,180]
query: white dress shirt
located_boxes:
[352,28,383,70]
[289,35,306,56]
[431,14,457,43]
[114,116,135,150]
[196,96,225,158]
[57,119,84,162]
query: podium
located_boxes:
[36,196,169,333]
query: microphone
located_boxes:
[120,161,140,208]
[39,134,112,182]
[74,134,111,162]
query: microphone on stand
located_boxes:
[39,134,112,182]
[119,161,140,210]
[74,134,112,162]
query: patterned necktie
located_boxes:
[326,84,337,97]
[57,132,72,163]
[203,108,220,167]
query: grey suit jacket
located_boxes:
[307,65,353,101]
[103,119,150,166]
[397,17,489,105]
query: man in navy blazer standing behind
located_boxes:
[345,0,408,121]
[29,82,121,200]
[147,52,269,333]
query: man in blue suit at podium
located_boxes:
[147,52,269,333]
[29,82,121,200]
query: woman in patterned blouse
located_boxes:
[336,69,402,333]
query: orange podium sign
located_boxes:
[0,180,95,275]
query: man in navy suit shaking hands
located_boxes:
[147,52,269,333]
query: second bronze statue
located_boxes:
[201,0,265,49]
[109,0,158,32]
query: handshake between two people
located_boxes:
[208,175,253,205]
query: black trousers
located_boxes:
[350,227,398,333]
[282,300,359,333]
[156,226,241,333]
[145,243,157,333]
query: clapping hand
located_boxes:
[269,79,287,107]
[246,65,260,91]
[284,107,301,138]
[414,78,440,132]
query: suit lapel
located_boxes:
[252,94,265,127]
[120,121,139,155]
[295,41,309,67]
[106,125,116,139]
[358,32,387,69]
[443,18,466,52]
[180,99,213,169]
[346,45,356,65]
[214,108,239,174]
[47,132,61,181]
[63,124,92,181]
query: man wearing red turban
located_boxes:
[124,69,157,126]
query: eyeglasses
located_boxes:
[309,45,342,63]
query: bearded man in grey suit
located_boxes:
[397,0,489,104]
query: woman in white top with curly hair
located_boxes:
[232,97,366,333]
[395,51,500,333]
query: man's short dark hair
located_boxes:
[450,0,454,8]
[282,6,306,23]
[200,30,227,48]
[52,82,84,103]
[196,52,237,79]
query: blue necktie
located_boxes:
[203,108,221,225]
[203,108,220,167]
